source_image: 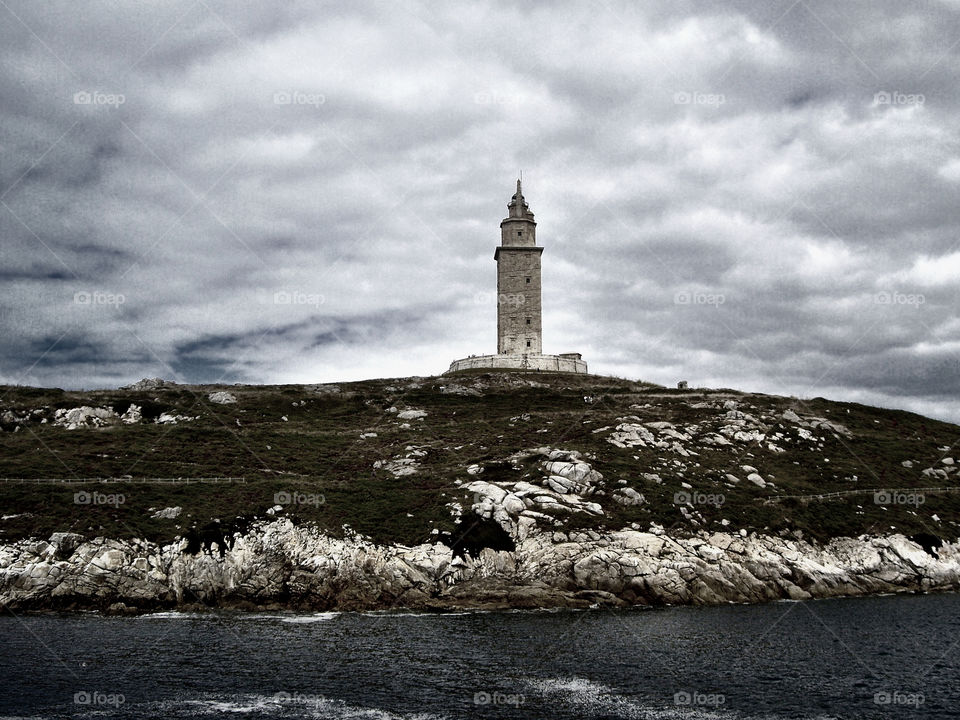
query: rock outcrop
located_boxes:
[1,521,957,613]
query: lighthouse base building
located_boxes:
[446,181,588,375]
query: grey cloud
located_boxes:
[1,0,959,423]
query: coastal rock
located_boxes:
[53,406,119,430]
[122,378,177,391]
[1,521,958,613]
[120,404,142,424]
[397,409,427,420]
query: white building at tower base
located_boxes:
[446,352,587,374]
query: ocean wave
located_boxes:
[135,611,211,620]
[147,694,450,719]
[364,611,473,618]
[279,612,340,624]
[527,676,734,719]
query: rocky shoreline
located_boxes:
[1,519,958,614]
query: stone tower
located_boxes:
[495,180,543,354]
[445,180,587,374]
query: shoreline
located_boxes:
[2,519,958,615]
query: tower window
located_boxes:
[525,318,531,325]
[517,231,522,236]
[525,277,530,283]
[526,340,531,347]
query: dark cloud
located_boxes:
[1,0,959,422]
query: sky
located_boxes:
[1,0,959,423]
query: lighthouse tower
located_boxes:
[445,180,587,374]
[495,179,543,354]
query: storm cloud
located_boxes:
[1,0,959,422]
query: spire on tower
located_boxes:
[507,178,530,218]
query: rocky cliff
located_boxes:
[1,371,958,612]
[2,520,958,613]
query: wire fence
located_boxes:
[0,477,246,485]
[763,486,960,505]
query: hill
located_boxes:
[1,370,957,550]
[2,371,960,613]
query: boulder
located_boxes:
[397,409,427,420]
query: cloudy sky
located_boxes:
[1,0,959,422]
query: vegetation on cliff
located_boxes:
[0,371,957,551]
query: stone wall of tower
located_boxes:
[500,217,536,246]
[497,247,542,354]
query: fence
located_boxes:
[0,477,246,485]
[763,486,960,505]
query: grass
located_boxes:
[0,371,958,548]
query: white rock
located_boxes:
[397,409,427,420]
[746,473,766,487]
[53,406,119,430]
[502,494,526,515]
[613,487,645,506]
[156,412,197,425]
[208,391,237,404]
[120,404,142,424]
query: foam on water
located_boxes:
[527,676,734,719]
[136,611,345,623]
[161,693,450,718]
[279,612,340,624]
[366,611,472,618]
[136,611,210,620]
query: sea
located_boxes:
[1,593,958,719]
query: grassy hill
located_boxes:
[0,371,958,549]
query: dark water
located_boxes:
[1,593,958,719]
